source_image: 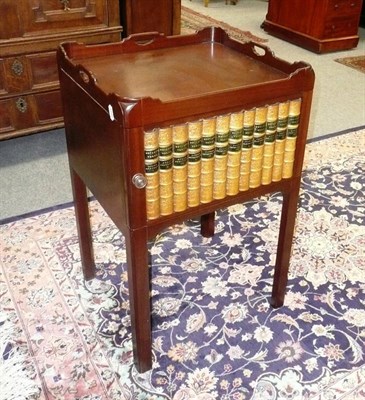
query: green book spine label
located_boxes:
[174,155,188,167]
[229,128,243,140]
[276,129,287,141]
[173,142,188,153]
[265,132,276,143]
[145,148,159,159]
[188,151,202,163]
[277,117,288,129]
[159,158,173,170]
[202,136,215,146]
[253,135,265,147]
[254,123,266,134]
[216,132,229,143]
[288,115,300,125]
[189,139,202,149]
[159,145,172,157]
[202,148,215,159]
[228,142,242,153]
[145,162,159,174]
[287,127,298,138]
[243,126,254,136]
[266,120,278,131]
[242,137,253,149]
[215,146,228,156]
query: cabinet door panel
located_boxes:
[0,1,23,39]
[22,0,108,35]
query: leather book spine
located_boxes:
[226,111,244,196]
[187,120,203,207]
[158,126,174,216]
[249,106,268,188]
[239,109,255,191]
[144,128,160,220]
[200,117,216,203]
[213,114,230,200]
[272,101,290,182]
[172,124,189,212]
[283,98,302,179]
[262,103,279,185]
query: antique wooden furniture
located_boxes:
[57,27,315,373]
[190,0,237,7]
[0,0,122,140]
[120,0,181,36]
[262,0,364,53]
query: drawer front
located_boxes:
[327,0,362,17]
[0,90,63,135]
[23,0,109,36]
[324,16,360,37]
[0,52,58,96]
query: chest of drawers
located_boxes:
[262,0,363,53]
[58,27,314,372]
[0,0,122,140]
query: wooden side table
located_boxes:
[57,28,315,373]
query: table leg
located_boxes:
[270,178,301,308]
[125,227,152,373]
[201,212,215,237]
[70,167,96,281]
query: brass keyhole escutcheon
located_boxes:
[60,0,70,11]
[11,59,24,76]
[16,98,28,113]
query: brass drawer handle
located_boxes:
[60,0,70,11]
[16,97,28,113]
[11,59,24,76]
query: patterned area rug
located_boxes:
[1,127,365,400]
[334,55,365,74]
[181,5,267,43]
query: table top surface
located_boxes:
[74,41,288,102]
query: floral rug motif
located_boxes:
[0,127,365,400]
[334,55,365,74]
[181,5,267,43]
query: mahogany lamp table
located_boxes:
[57,27,315,373]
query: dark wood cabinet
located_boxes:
[120,0,181,37]
[0,0,122,140]
[262,0,363,53]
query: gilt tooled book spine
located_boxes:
[144,128,160,220]
[239,109,255,191]
[226,111,244,196]
[213,114,230,200]
[261,103,279,185]
[158,126,173,216]
[272,101,290,182]
[282,98,302,179]
[249,106,268,189]
[187,120,203,208]
[200,117,216,203]
[172,124,189,212]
